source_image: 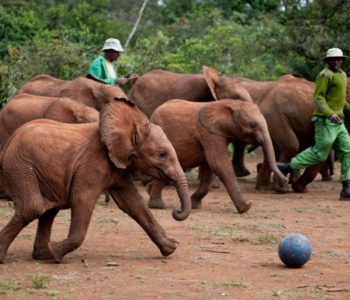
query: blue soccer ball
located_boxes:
[278,233,312,268]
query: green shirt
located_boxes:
[87,55,118,86]
[313,67,350,118]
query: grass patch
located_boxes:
[251,233,279,245]
[222,280,249,289]
[272,286,335,299]
[294,206,311,213]
[30,272,50,289]
[0,280,21,293]
[198,279,250,291]
[0,201,15,217]
[230,235,250,243]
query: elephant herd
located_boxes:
[0,66,348,264]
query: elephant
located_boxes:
[17,75,133,202]
[17,74,128,110]
[128,66,253,179]
[0,98,191,264]
[147,99,288,212]
[0,93,99,150]
[128,65,253,115]
[239,75,339,193]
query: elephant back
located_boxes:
[128,70,213,117]
[17,75,69,97]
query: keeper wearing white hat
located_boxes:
[277,47,350,201]
[87,38,138,86]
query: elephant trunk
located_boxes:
[172,172,191,221]
[260,131,289,185]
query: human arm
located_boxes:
[115,74,139,86]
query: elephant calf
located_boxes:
[0,98,191,263]
[148,99,288,213]
[0,94,99,150]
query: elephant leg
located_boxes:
[109,183,178,257]
[231,141,251,177]
[191,163,215,209]
[49,199,96,263]
[320,152,334,181]
[148,179,167,209]
[0,179,46,263]
[104,192,111,204]
[32,208,59,260]
[0,214,30,263]
[292,163,325,193]
[205,141,252,213]
[256,161,272,190]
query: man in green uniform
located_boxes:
[87,38,138,86]
[277,48,350,200]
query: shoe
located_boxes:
[339,182,350,201]
[276,162,292,176]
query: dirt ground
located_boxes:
[0,150,349,300]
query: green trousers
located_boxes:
[290,116,350,183]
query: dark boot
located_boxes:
[276,162,292,176]
[339,182,350,201]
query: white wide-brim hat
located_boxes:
[323,48,347,61]
[102,38,124,53]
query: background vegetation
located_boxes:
[0,0,349,106]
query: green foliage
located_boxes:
[0,7,44,58]
[0,0,349,106]
[0,37,95,106]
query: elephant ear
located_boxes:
[61,77,96,107]
[199,102,238,138]
[93,83,131,108]
[99,101,146,169]
[44,99,76,123]
[202,66,221,100]
[72,104,99,123]
[203,66,253,102]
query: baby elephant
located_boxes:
[0,99,191,263]
[0,93,99,149]
[148,99,288,212]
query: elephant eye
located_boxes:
[159,151,167,158]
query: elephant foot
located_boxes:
[48,241,64,263]
[292,181,308,193]
[255,184,272,191]
[236,200,252,214]
[273,183,289,193]
[191,199,202,209]
[234,168,251,177]
[272,174,289,193]
[290,170,301,183]
[159,237,178,257]
[0,252,5,264]
[322,175,332,182]
[256,180,272,190]
[148,198,166,209]
[32,246,54,260]
[146,182,153,195]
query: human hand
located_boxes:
[126,74,139,85]
[329,114,341,124]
